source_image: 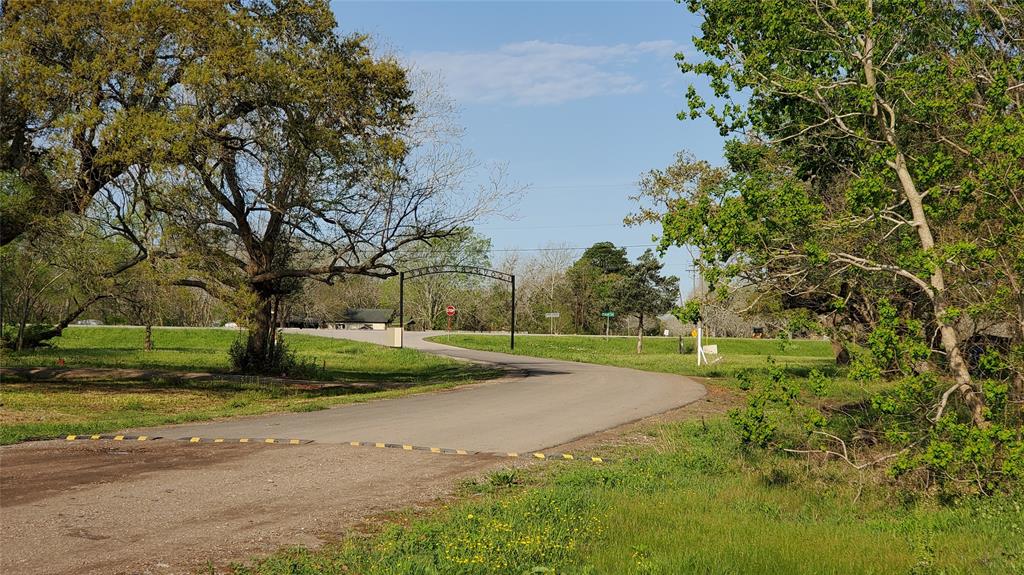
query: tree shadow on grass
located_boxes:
[3,363,503,399]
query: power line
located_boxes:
[487,243,658,253]
[526,183,636,190]
[475,222,633,231]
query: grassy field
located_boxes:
[3,327,492,382]
[0,327,499,445]
[434,334,835,378]
[229,334,1021,574]
[235,418,1023,574]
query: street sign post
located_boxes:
[446,305,456,335]
[545,311,560,334]
[601,311,615,338]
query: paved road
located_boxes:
[2,329,705,575]
[132,330,706,453]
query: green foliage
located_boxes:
[672,299,702,324]
[664,1,1024,472]
[862,300,932,376]
[889,418,1023,498]
[579,242,629,275]
[229,333,306,377]
[728,358,825,448]
[1,324,56,350]
[612,250,680,342]
[849,371,1022,496]
[807,368,831,397]
[729,395,778,448]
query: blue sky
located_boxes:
[332,1,727,294]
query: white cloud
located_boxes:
[410,40,685,106]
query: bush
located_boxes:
[1,323,57,350]
[728,359,825,448]
[873,375,1024,497]
[229,332,318,377]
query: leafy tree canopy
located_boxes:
[580,241,629,275]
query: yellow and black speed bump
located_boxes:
[345,440,609,463]
[66,434,159,442]
[178,437,313,445]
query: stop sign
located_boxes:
[446,305,456,316]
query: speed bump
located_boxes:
[178,437,313,445]
[342,440,609,463]
[61,435,604,461]
[65,434,160,442]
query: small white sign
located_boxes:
[544,312,560,318]
[702,344,719,355]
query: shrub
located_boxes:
[1,324,57,350]
[728,359,825,448]
[807,368,830,397]
[229,332,318,377]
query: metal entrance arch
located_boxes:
[399,265,516,350]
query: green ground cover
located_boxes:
[0,327,499,444]
[235,418,1023,574]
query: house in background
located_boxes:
[333,309,395,331]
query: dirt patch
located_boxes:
[0,441,506,575]
[0,441,256,507]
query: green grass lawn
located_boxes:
[4,326,492,382]
[435,334,836,379]
[0,327,500,444]
[234,418,1023,575]
[230,334,1021,575]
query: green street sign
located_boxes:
[601,311,615,317]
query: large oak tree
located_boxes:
[2,0,510,368]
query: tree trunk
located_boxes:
[144,324,153,351]
[16,293,30,352]
[862,19,985,426]
[830,339,851,366]
[246,296,275,370]
[636,313,644,354]
[895,153,985,425]
[14,293,113,349]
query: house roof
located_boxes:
[341,308,395,324]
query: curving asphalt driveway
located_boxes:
[2,329,706,575]
[133,330,706,453]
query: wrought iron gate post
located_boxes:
[399,265,516,351]
[511,274,516,350]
